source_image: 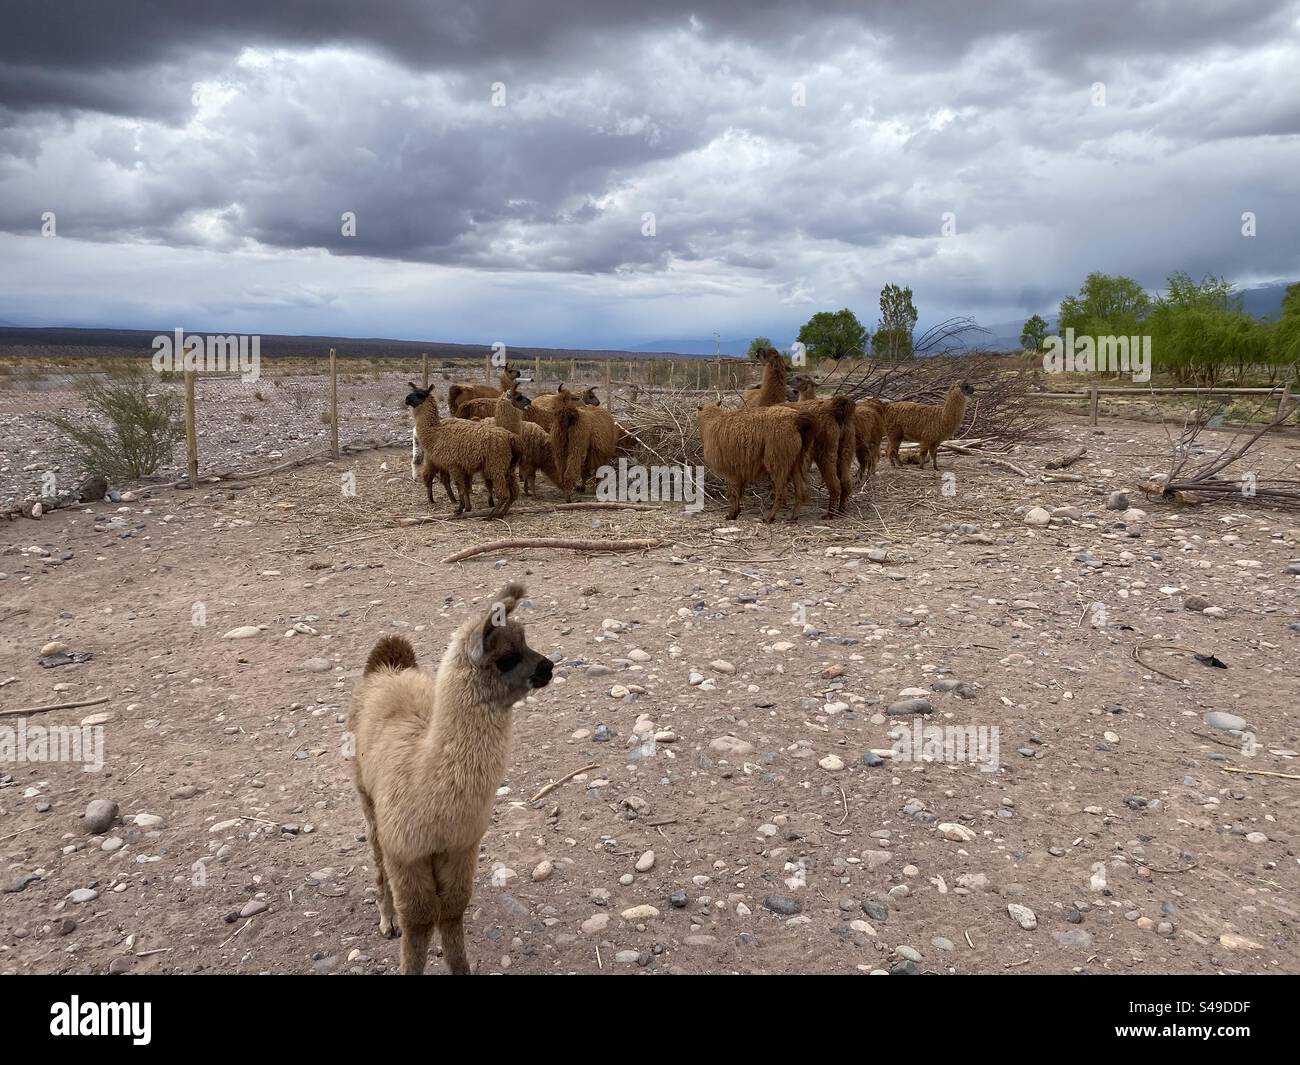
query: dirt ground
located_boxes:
[1,410,1297,975]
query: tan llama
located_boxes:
[885,381,975,470]
[349,583,553,974]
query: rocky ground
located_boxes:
[1,411,1297,975]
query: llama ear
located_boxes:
[470,583,527,664]
[407,382,418,391]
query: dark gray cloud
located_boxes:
[0,1,1296,347]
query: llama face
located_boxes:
[467,584,552,704]
[509,391,532,409]
[404,383,434,409]
[959,381,975,397]
[579,388,599,406]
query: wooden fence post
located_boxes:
[534,355,540,388]
[328,347,339,456]
[605,359,612,395]
[484,352,492,383]
[421,352,429,389]
[1089,383,1099,426]
[184,368,198,488]
[1278,379,1293,419]
[668,360,674,388]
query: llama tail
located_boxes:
[795,412,817,455]
[364,635,417,675]
[826,394,855,427]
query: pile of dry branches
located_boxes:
[823,353,1054,450]
[1139,399,1300,508]
[617,385,709,472]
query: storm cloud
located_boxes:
[1,1,1296,347]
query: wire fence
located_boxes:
[0,352,762,508]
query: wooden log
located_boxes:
[1046,446,1087,470]
[328,347,339,456]
[184,368,199,488]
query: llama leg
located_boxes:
[410,430,422,482]
[887,432,902,467]
[433,848,477,975]
[767,467,789,523]
[787,461,807,522]
[456,473,474,515]
[357,791,399,938]
[389,859,440,975]
[816,457,839,519]
[724,478,742,520]
[440,471,455,504]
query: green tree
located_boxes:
[746,336,774,361]
[1269,283,1300,376]
[872,284,918,358]
[1058,272,1152,337]
[1020,314,1049,352]
[1148,273,1269,385]
[797,309,868,362]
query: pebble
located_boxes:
[532,860,554,882]
[621,904,659,921]
[1023,507,1051,526]
[1007,903,1037,930]
[886,698,933,716]
[84,799,118,834]
[240,899,269,918]
[69,888,98,904]
[818,755,844,771]
[670,889,688,908]
[710,659,735,674]
[1204,711,1247,731]
[132,813,164,829]
[581,913,610,934]
[937,822,976,842]
[222,626,261,639]
[635,850,656,872]
[709,735,754,757]
[764,894,802,916]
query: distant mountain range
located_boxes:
[2,280,1290,359]
[627,336,752,357]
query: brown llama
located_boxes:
[404,383,522,518]
[853,397,886,483]
[885,381,975,470]
[697,402,815,522]
[349,583,553,974]
[549,392,619,503]
[489,391,561,495]
[785,394,857,517]
[447,365,521,417]
[740,346,789,407]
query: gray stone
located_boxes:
[886,697,933,716]
[83,799,117,834]
[763,894,802,916]
[1204,711,1247,731]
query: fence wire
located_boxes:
[0,354,759,510]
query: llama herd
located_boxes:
[404,351,976,521]
[362,357,979,973]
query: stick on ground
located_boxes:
[442,537,661,564]
[0,695,110,718]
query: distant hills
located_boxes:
[2,280,1291,360]
[0,326,737,361]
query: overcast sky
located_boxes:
[1,1,1297,350]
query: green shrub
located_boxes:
[44,367,185,480]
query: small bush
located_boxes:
[44,367,185,480]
